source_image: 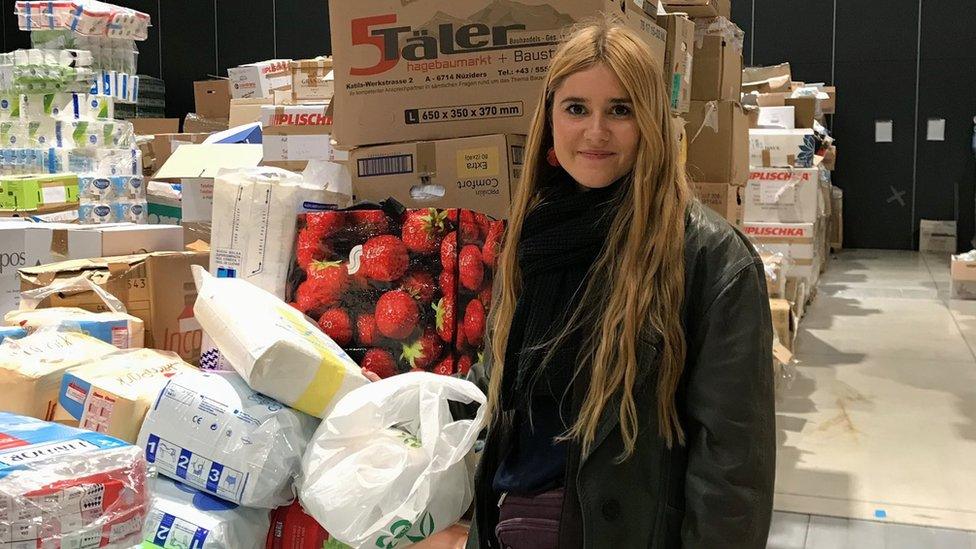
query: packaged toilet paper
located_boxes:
[192,267,368,418]
[5,306,145,348]
[0,330,116,420]
[55,348,198,443]
[0,412,150,549]
[137,369,318,508]
[143,477,272,549]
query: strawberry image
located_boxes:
[348,210,391,239]
[446,209,459,223]
[294,260,349,313]
[401,208,448,255]
[433,295,455,343]
[360,235,409,282]
[375,289,420,339]
[482,222,503,268]
[318,307,353,346]
[473,212,492,239]
[362,348,397,379]
[439,269,457,300]
[400,328,443,370]
[433,355,455,376]
[464,298,486,347]
[295,229,326,270]
[459,245,485,291]
[458,354,473,376]
[440,231,458,272]
[304,212,345,239]
[401,271,437,304]
[356,313,378,346]
[459,210,480,243]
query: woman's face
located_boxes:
[551,63,640,190]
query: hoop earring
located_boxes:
[546,147,560,167]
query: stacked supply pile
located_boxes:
[0,0,151,221]
[679,11,748,226]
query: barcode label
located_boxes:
[510,145,524,166]
[357,154,414,178]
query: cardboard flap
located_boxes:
[154,144,263,179]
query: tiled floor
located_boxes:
[769,249,976,547]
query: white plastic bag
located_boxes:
[137,369,318,508]
[300,372,485,549]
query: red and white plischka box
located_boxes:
[228,59,293,99]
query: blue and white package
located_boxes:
[78,174,115,200]
[0,325,26,343]
[142,477,271,549]
[137,370,318,508]
[113,199,147,223]
[5,306,145,348]
[0,412,150,548]
[79,201,116,223]
[111,174,144,199]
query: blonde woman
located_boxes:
[461,20,776,549]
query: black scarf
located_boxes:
[500,173,624,412]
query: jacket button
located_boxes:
[602,498,621,521]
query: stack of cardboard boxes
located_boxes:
[676,6,748,226]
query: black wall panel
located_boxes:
[114,0,160,78]
[274,0,330,59]
[3,0,31,51]
[160,0,216,119]
[216,0,275,74]
[751,0,832,71]
[729,0,753,66]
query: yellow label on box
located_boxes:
[457,147,499,178]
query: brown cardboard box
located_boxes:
[692,182,741,226]
[18,251,210,363]
[351,134,524,220]
[129,118,179,136]
[685,100,749,185]
[742,62,792,94]
[661,0,730,18]
[658,14,695,114]
[290,58,334,101]
[820,86,836,114]
[829,186,842,251]
[690,18,743,101]
[329,0,667,148]
[193,80,231,119]
[785,97,816,129]
[769,298,794,351]
[183,114,229,134]
[228,97,274,127]
[261,103,334,170]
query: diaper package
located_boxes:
[55,348,198,442]
[5,306,145,348]
[0,330,116,420]
[192,267,368,418]
[0,412,149,548]
[143,477,272,549]
[137,369,318,508]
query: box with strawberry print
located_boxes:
[286,200,503,381]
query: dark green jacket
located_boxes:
[466,203,776,548]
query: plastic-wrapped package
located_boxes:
[142,476,271,549]
[16,1,150,40]
[54,348,197,443]
[0,326,27,344]
[0,412,150,548]
[300,372,485,549]
[0,330,116,420]
[137,369,318,508]
[192,267,368,418]
[5,306,145,348]
[266,501,333,549]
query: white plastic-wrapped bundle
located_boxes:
[137,369,318,508]
[142,476,271,549]
[0,412,150,548]
[192,267,368,418]
[5,307,145,348]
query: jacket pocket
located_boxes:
[494,517,560,549]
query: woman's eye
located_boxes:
[566,104,587,116]
[610,105,632,117]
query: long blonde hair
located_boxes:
[486,20,692,457]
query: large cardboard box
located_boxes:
[18,251,210,363]
[290,59,334,101]
[350,134,524,220]
[919,219,956,254]
[661,0,730,18]
[951,254,976,299]
[745,93,816,129]
[193,80,231,119]
[152,144,264,223]
[769,298,794,351]
[685,100,749,185]
[820,86,836,114]
[229,97,274,127]
[23,224,184,266]
[692,182,741,225]
[1,222,51,315]
[743,220,822,288]
[690,17,743,101]
[129,118,180,136]
[742,62,791,94]
[749,129,816,168]
[658,14,695,114]
[228,59,293,99]
[0,174,79,211]
[743,167,822,224]
[261,104,334,166]
[329,0,667,147]
[829,186,842,250]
